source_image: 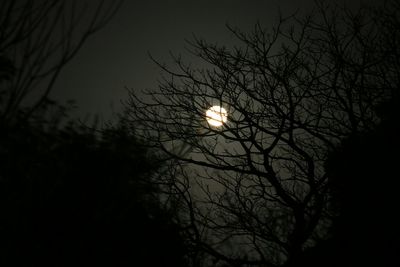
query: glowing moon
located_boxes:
[206,106,227,127]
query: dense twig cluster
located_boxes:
[126,1,399,266]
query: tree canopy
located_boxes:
[0,115,187,266]
[125,1,400,266]
[0,1,188,266]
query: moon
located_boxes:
[206,106,227,127]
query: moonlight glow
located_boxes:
[206,106,227,127]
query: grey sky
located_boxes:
[51,0,366,122]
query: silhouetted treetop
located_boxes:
[125,1,400,266]
[0,116,187,267]
[296,96,400,267]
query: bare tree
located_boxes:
[125,1,399,266]
[0,0,122,124]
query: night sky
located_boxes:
[51,0,367,122]
[1,1,397,266]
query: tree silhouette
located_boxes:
[0,0,122,124]
[0,116,188,266]
[0,1,190,266]
[125,1,399,266]
[289,96,400,267]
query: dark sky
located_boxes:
[51,0,366,122]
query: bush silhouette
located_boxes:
[290,98,400,267]
[0,120,187,266]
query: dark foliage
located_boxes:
[291,97,400,267]
[0,1,188,266]
[0,119,187,266]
